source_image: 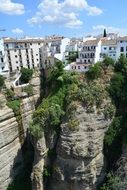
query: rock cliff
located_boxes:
[31,102,111,190]
[0,72,40,190]
[49,104,111,190]
[0,93,22,190]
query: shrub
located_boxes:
[104,116,123,146]
[103,104,116,120]
[86,62,102,80]
[68,119,79,130]
[23,85,33,96]
[114,54,127,73]
[5,88,15,100]
[7,100,21,117]
[100,173,122,190]
[20,68,33,84]
[108,72,127,110]
[102,56,114,68]
[0,75,5,89]
[29,122,42,139]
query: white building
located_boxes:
[39,43,55,69]
[4,38,44,73]
[54,38,70,61]
[116,36,127,59]
[101,39,117,61]
[76,39,102,65]
[0,39,9,75]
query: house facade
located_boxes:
[3,38,44,73]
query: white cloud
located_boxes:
[86,6,103,16]
[12,28,24,34]
[27,0,103,28]
[0,0,25,15]
[93,25,127,34]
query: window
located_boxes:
[126,53,127,58]
[30,43,32,46]
[126,47,127,51]
[104,47,107,50]
[37,59,38,61]
[1,58,3,62]
[75,66,76,69]
[84,66,87,69]
[38,43,40,45]
[16,61,18,64]
[15,55,17,58]
[120,41,123,43]
[36,54,38,56]
[120,47,124,52]
[78,66,80,69]
[109,47,112,50]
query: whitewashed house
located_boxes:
[116,36,127,59]
[101,39,117,61]
[76,39,101,65]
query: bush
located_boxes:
[108,72,127,110]
[86,62,102,80]
[23,85,33,96]
[100,173,122,190]
[20,68,33,84]
[104,116,123,146]
[68,119,79,130]
[5,88,15,100]
[7,100,21,117]
[29,122,42,138]
[102,56,114,68]
[0,75,5,89]
[103,104,116,120]
[115,54,127,73]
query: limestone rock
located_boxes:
[50,105,110,190]
[0,94,22,190]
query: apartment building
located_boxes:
[40,37,70,69]
[0,39,8,75]
[76,39,101,65]
[4,38,44,73]
[101,39,117,61]
[116,36,127,59]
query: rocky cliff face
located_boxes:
[0,72,40,190]
[0,94,22,190]
[49,104,111,190]
[32,103,111,190]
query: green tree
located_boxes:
[115,54,127,73]
[20,68,33,84]
[103,56,114,67]
[103,29,107,37]
[108,72,127,111]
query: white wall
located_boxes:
[55,38,70,61]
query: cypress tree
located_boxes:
[103,29,107,37]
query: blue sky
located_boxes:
[0,0,127,38]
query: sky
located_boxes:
[0,0,127,38]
